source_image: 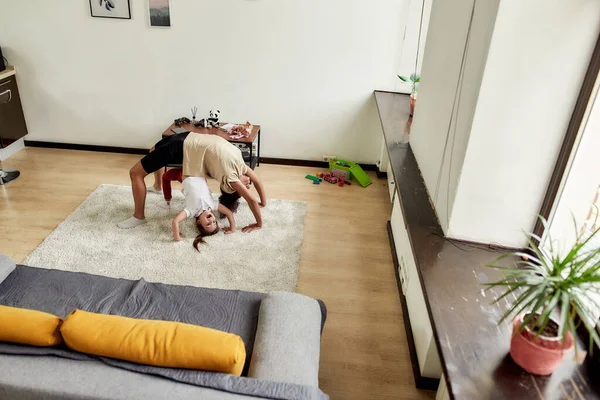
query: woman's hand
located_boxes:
[218,204,236,235]
[259,201,267,208]
[231,182,263,228]
[242,223,262,233]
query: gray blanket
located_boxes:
[0,266,328,400]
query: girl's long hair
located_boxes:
[218,189,241,215]
[193,219,220,251]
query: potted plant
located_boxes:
[398,73,420,116]
[485,217,600,375]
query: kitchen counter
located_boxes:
[374,90,600,400]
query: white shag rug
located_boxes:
[24,184,307,292]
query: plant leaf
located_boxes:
[398,75,409,82]
[484,214,600,346]
[491,281,528,304]
[518,286,552,334]
[572,298,600,351]
[559,293,570,346]
[499,285,543,325]
[535,290,561,338]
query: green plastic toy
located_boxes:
[349,165,372,188]
[305,175,319,181]
[329,158,354,180]
[329,158,372,188]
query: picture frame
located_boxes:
[89,0,131,20]
[149,0,171,28]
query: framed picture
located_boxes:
[149,0,171,27]
[89,0,131,20]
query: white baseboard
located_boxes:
[0,138,25,161]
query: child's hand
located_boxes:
[172,210,187,242]
[223,227,235,234]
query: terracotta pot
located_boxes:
[509,314,574,375]
[409,94,417,116]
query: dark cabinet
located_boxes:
[0,75,28,148]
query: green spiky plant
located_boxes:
[398,73,420,95]
[485,216,600,353]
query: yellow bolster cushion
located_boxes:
[60,309,246,376]
[0,305,63,347]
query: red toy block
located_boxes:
[324,174,338,184]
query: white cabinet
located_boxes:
[435,375,450,400]
[378,140,389,173]
[391,196,442,379]
[387,161,395,203]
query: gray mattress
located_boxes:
[0,265,328,400]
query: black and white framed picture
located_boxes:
[89,0,131,20]
[149,0,171,27]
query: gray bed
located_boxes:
[0,255,329,400]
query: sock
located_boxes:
[117,216,147,229]
[147,186,161,194]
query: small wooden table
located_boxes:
[161,122,261,169]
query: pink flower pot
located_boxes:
[509,315,574,375]
[409,94,417,116]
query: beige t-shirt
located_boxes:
[182,134,248,194]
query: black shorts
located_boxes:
[140,132,189,173]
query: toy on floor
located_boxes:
[331,169,349,181]
[329,158,372,188]
[306,168,361,187]
[323,173,338,184]
[349,165,371,188]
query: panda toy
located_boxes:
[206,109,221,128]
[194,109,221,128]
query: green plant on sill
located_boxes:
[398,73,420,94]
[485,216,600,352]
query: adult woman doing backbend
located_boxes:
[117,132,266,233]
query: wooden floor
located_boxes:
[0,148,436,400]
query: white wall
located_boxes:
[409,0,500,231]
[0,0,408,162]
[449,0,600,247]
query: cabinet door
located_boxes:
[0,76,28,148]
[387,161,395,203]
[391,196,442,379]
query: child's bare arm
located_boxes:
[218,204,236,234]
[172,210,187,241]
[246,167,267,207]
